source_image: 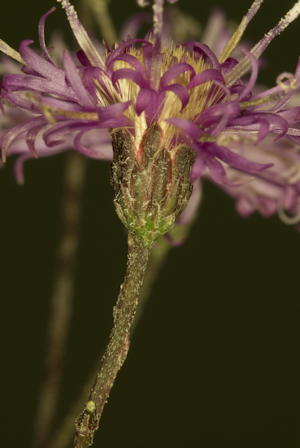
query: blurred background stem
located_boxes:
[32,152,87,448]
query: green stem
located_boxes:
[72,234,151,448]
[131,235,172,334]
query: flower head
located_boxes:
[1,0,300,229]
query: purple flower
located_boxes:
[0,31,112,183]
[206,108,300,227]
[1,0,300,220]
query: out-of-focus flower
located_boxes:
[197,8,300,227]
[0,33,112,184]
[1,0,300,225]
[207,118,300,226]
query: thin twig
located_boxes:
[32,152,87,448]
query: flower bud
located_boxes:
[110,123,195,245]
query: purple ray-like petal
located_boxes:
[112,68,147,88]
[190,152,206,182]
[63,51,95,107]
[237,48,258,101]
[2,92,40,113]
[187,69,223,89]
[183,41,220,69]
[38,7,57,63]
[197,102,241,128]
[160,63,195,89]
[43,120,96,147]
[2,116,48,160]
[207,142,272,173]
[107,54,147,79]
[74,129,112,159]
[105,38,149,73]
[97,101,132,123]
[220,58,238,75]
[166,117,204,141]
[205,152,229,184]
[136,87,157,117]
[286,134,300,145]
[40,96,90,112]
[19,40,66,83]
[26,123,46,157]
[14,153,34,185]
[230,112,289,141]
[2,73,78,101]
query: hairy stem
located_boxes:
[47,236,169,448]
[72,234,151,448]
[131,235,172,333]
[32,152,86,448]
[47,226,198,448]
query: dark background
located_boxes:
[1,1,300,447]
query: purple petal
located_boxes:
[26,124,46,157]
[135,87,157,117]
[166,117,204,142]
[278,107,300,124]
[237,48,258,101]
[76,49,91,67]
[38,7,57,63]
[108,53,147,78]
[97,101,132,123]
[230,112,289,141]
[112,68,147,88]
[2,92,40,113]
[81,68,100,103]
[63,51,95,107]
[160,63,196,89]
[187,69,223,89]
[220,58,238,75]
[2,116,47,160]
[205,153,229,184]
[183,42,220,69]
[13,153,36,185]
[190,152,206,182]
[105,38,149,72]
[74,129,112,159]
[207,142,272,173]
[286,134,300,145]
[197,102,241,128]
[40,96,90,112]
[87,67,111,99]
[19,40,66,83]
[43,120,95,147]
[2,73,78,101]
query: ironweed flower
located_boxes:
[1,0,300,231]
